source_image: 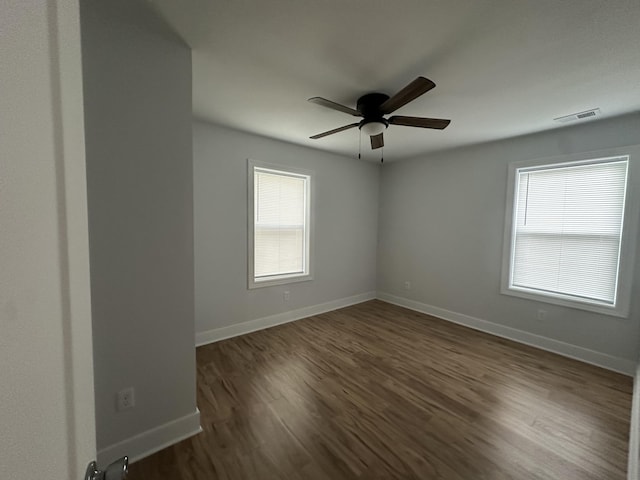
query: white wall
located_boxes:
[0,1,96,479]
[81,0,199,463]
[378,113,640,370]
[193,121,379,338]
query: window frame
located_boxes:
[500,146,640,318]
[247,159,314,289]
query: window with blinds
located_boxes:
[506,156,629,310]
[248,162,311,287]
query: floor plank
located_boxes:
[128,300,632,479]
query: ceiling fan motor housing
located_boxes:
[357,93,390,133]
[357,93,389,119]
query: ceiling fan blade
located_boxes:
[380,77,436,114]
[370,133,384,149]
[310,123,359,139]
[308,97,362,117]
[389,115,451,130]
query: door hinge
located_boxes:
[85,456,128,480]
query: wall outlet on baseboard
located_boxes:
[537,309,547,321]
[117,387,135,411]
[283,291,290,302]
[404,281,411,291]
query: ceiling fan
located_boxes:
[308,77,450,151]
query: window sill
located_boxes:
[248,273,313,289]
[500,285,628,318]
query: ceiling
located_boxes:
[151,0,640,162]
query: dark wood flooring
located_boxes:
[129,300,632,479]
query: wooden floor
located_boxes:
[129,300,632,479]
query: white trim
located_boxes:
[500,145,640,318]
[196,292,376,347]
[55,0,98,474]
[629,363,640,480]
[97,409,202,466]
[376,292,635,376]
[247,159,315,289]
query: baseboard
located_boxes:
[377,292,635,376]
[97,409,202,466]
[629,364,640,480]
[196,291,377,347]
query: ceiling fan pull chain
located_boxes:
[358,129,362,159]
[381,146,384,164]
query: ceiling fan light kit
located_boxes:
[308,76,451,158]
[360,120,387,137]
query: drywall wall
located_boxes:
[193,121,379,338]
[0,1,96,479]
[378,113,640,368]
[81,0,198,462]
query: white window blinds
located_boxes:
[254,168,309,279]
[510,157,628,305]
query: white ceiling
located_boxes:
[151,0,640,161]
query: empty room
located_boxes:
[2,1,640,480]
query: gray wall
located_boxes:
[378,113,640,363]
[81,0,197,457]
[193,121,379,334]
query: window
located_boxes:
[248,160,312,288]
[501,149,639,317]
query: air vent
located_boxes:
[576,111,596,119]
[554,108,601,124]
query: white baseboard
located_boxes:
[97,409,202,466]
[629,364,640,480]
[377,292,635,376]
[196,291,377,347]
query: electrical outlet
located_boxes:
[404,281,411,291]
[283,291,290,302]
[537,309,547,321]
[117,387,135,411]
